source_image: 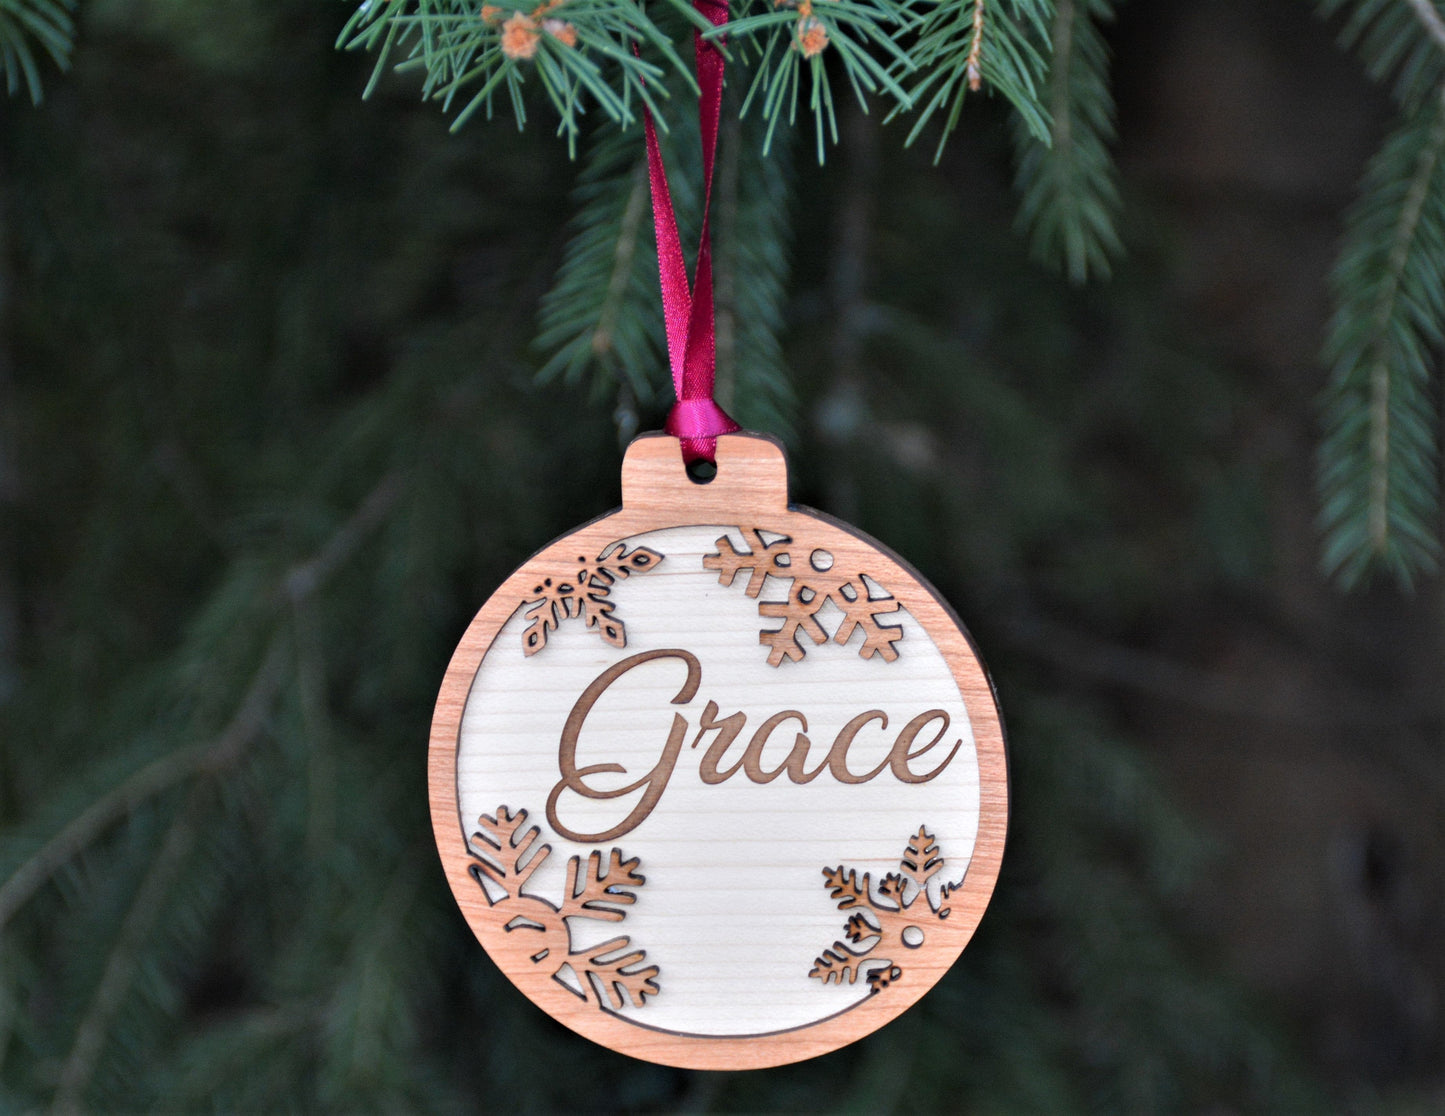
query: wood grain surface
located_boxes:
[430,432,1008,1069]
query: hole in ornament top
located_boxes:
[686,458,718,485]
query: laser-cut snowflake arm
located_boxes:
[876,873,908,909]
[843,912,881,943]
[937,875,969,920]
[576,589,624,647]
[466,805,659,1013]
[759,585,830,665]
[901,826,942,894]
[832,586,904,662]
[705,527,903,666]
[809,942,871,985]
[578,937,661,1008]
[521,542,662,655]
[702,528,796,594]
[560,848,645,922]
[821,865,871,909]
[810,827,971,993]
[468,805,551,897]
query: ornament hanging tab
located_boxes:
[641,0,740,465]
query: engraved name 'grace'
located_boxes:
[545,648,963,843]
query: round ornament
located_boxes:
[430,432,1008,1069]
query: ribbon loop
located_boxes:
[642,0,739,465]
[665,397,739,441]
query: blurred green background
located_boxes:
[1,0,1440,1111]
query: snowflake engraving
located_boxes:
[809,827,968,993]
[468,806,660,1010]
[521,541,663,655]
[702,528,903,666]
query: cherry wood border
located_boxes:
[429,432,1008,1069]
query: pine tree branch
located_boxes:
[1405,0,1445,55]
[715,107,796,432]
[1322,0,1445,109]
[1051,0,1078,158]
[731,0,916,163]
[899,0,1052,158]
[0,474,403,933]
[1366,92,1440,555]
[50,786,209,1115]
[590,163,651,369]
[0,641,287,934]
[715,108,742,411]
[1320,85,1445,584]
[18,470,407,1108]
[966,0,987,90]
[536,124,670,404]
[333,856,424,1082]
[343,0,1059,162]
[293,599,336,868]
[1012,0,1122,282]
[1317,2,1445,584]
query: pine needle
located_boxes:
[896,0,1052,160]
[0,0,74,103]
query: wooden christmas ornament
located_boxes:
[430,432,1008,1070]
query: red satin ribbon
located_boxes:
[642,0,740,464]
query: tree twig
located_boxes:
[1051,0,1076,155]
[967,0,987,90]
[0,639,287,933]
[281,472,403,603]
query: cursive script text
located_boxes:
[546,649,962,842]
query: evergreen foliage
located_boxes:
[536,120,672,406]
[339,0,707,156]
[1320,88,1445,586]
[1317,0,1445,585]
[0,0,74,102]
[899,0,1050,158]
[338,0,1445,587]
[1,2,1438,1112]
[0,6,1333,1108]
[342,0,1056,162]
[1010,0,1121,283]
[727,0,914,164]
[3,7,1441,584]
[535,102,794,432]
[711,110,795,434]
